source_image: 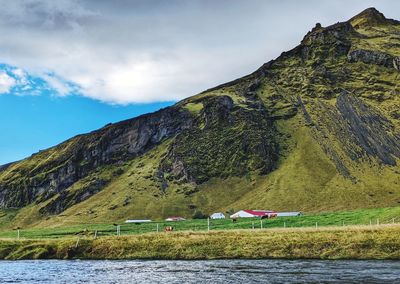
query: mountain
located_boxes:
[1,8,399,228]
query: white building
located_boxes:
[230,210,277,219]
[210,212,225,219]
[125,220,152,224]
[276,212,303,217]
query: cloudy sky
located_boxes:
[0,0,399,164]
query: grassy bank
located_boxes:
[1,206,399,239]
[1,225,399,260]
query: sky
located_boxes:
[0,0,399,165]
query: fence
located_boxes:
[2,215,399,240]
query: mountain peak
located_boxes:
[353,7,385,20]
[349,7,392,27]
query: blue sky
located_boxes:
[0,68,172,164]
[1,0,399,165]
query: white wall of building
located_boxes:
[230,210,255,218]
[210,212,225,219]
[276,212,302,217]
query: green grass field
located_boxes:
[1,206,399,240]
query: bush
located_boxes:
[192,210,208,219]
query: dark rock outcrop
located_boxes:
[348,49,400,70]
[300,22,355,62]
[336,92,400,165]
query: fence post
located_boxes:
[284,222,286,228]
[207,218,210,232]
[75,237,80,248]
[342,221,345,227]
[261,220,263,229]
[17,229,20,240]
[393,218,395,224]
[377,218,380,225]
[315,222,318,229]
[94,230,97,239]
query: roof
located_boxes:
[243,210,276,216]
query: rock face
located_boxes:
[336,93,400,165]
[299,22,355,62]
[1,8,400,221]
[348,49,400,70]
[0,107,194,209]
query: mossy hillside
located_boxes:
[0,138,81,206]
[214,116,399,213]
[26,133,273,228]
[4,117,397,229]
[350,10,400,56]
[161,95,280,184]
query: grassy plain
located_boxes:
[0,224,399,260]
[0,206,399,239]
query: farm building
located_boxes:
[165,216,186,221]
[125,219,152,224]
[276,212,303,217]
[210,212,225,219]
[230,210,277,219]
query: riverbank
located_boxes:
[1,225,399,260]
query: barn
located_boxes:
[230,210,277,219]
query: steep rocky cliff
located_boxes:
[1,8,399,227]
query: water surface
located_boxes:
[0,259,399,283]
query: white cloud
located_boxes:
[0,72,16,94]
[41,74,74,97]
[0,0,399,104]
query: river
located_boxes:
[0,259,399,283]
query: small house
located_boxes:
[230,210,277,219]
[210,212,225,219]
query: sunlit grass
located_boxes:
[0,224,399,260]
[1,206,399,240]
